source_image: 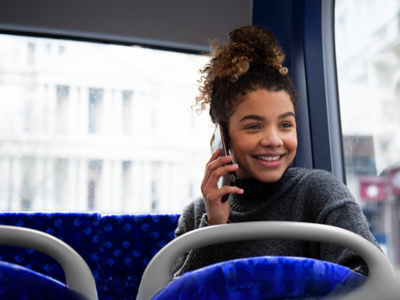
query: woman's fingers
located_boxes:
[204,150,230,176]
[201,152,234,191]
[203,168,243,204]
[205,162,238,189]
[204,185,243,225]
[206,185,244,202]
[201,149,244,225]
[204,154,234,180]
[201,148,243,206]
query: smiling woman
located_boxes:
[228,89,297,183]
[171,25,382,280]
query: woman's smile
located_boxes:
[252,153,285,168]
[228,89,297,183]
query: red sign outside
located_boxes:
[359,177,387,202]
[389,168,400,195]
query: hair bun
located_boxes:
[193,25,293,115]
[225,26,287,80]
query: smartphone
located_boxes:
[210,123,236,202]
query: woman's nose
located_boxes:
[260,128,283,148]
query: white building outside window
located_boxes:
[0,34,212,214]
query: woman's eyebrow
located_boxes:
[239,112,295,123]
[278,112,295,119]
[238,115,266,123]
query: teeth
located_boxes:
[256,155,281,162]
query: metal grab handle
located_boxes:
[0,225,98,300]
[136,221,399,300]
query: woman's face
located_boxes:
[228,89,297,183]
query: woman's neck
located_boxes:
[229,167,296,212]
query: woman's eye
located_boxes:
[280,123,293,128]
[246,124,261,130]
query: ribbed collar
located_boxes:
[229,167,298,212]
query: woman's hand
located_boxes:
[201,148,244,225]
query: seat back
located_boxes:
[0,212,180,300]
[98,214,179,299]
[0,212,102,284]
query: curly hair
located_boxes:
[194,25,297,130]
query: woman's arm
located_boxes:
[300,169,382,276]
[171,148,243,278]
[319,201,381,276]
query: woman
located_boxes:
[172,25,380,279]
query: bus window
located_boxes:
[335,0,400,265]
[0,34,211,213]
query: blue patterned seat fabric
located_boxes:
[0,261,90,300]
[0,212,102,284]
[152,256,367,300]
[0,213,367,300]
[0,212,180,300]
[99,214,179,300]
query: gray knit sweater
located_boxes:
[172,167,381,278]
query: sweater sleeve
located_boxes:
[170,198,231,279]
[309,170,382,276]
[317,201,381,276]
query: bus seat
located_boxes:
[0,260,92,300]
[98,214,179,299]
[151,256,367,300]
[0,224,97,300]
[137,221,400,300]
[0,212,102,285]
[0,212,180,300]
